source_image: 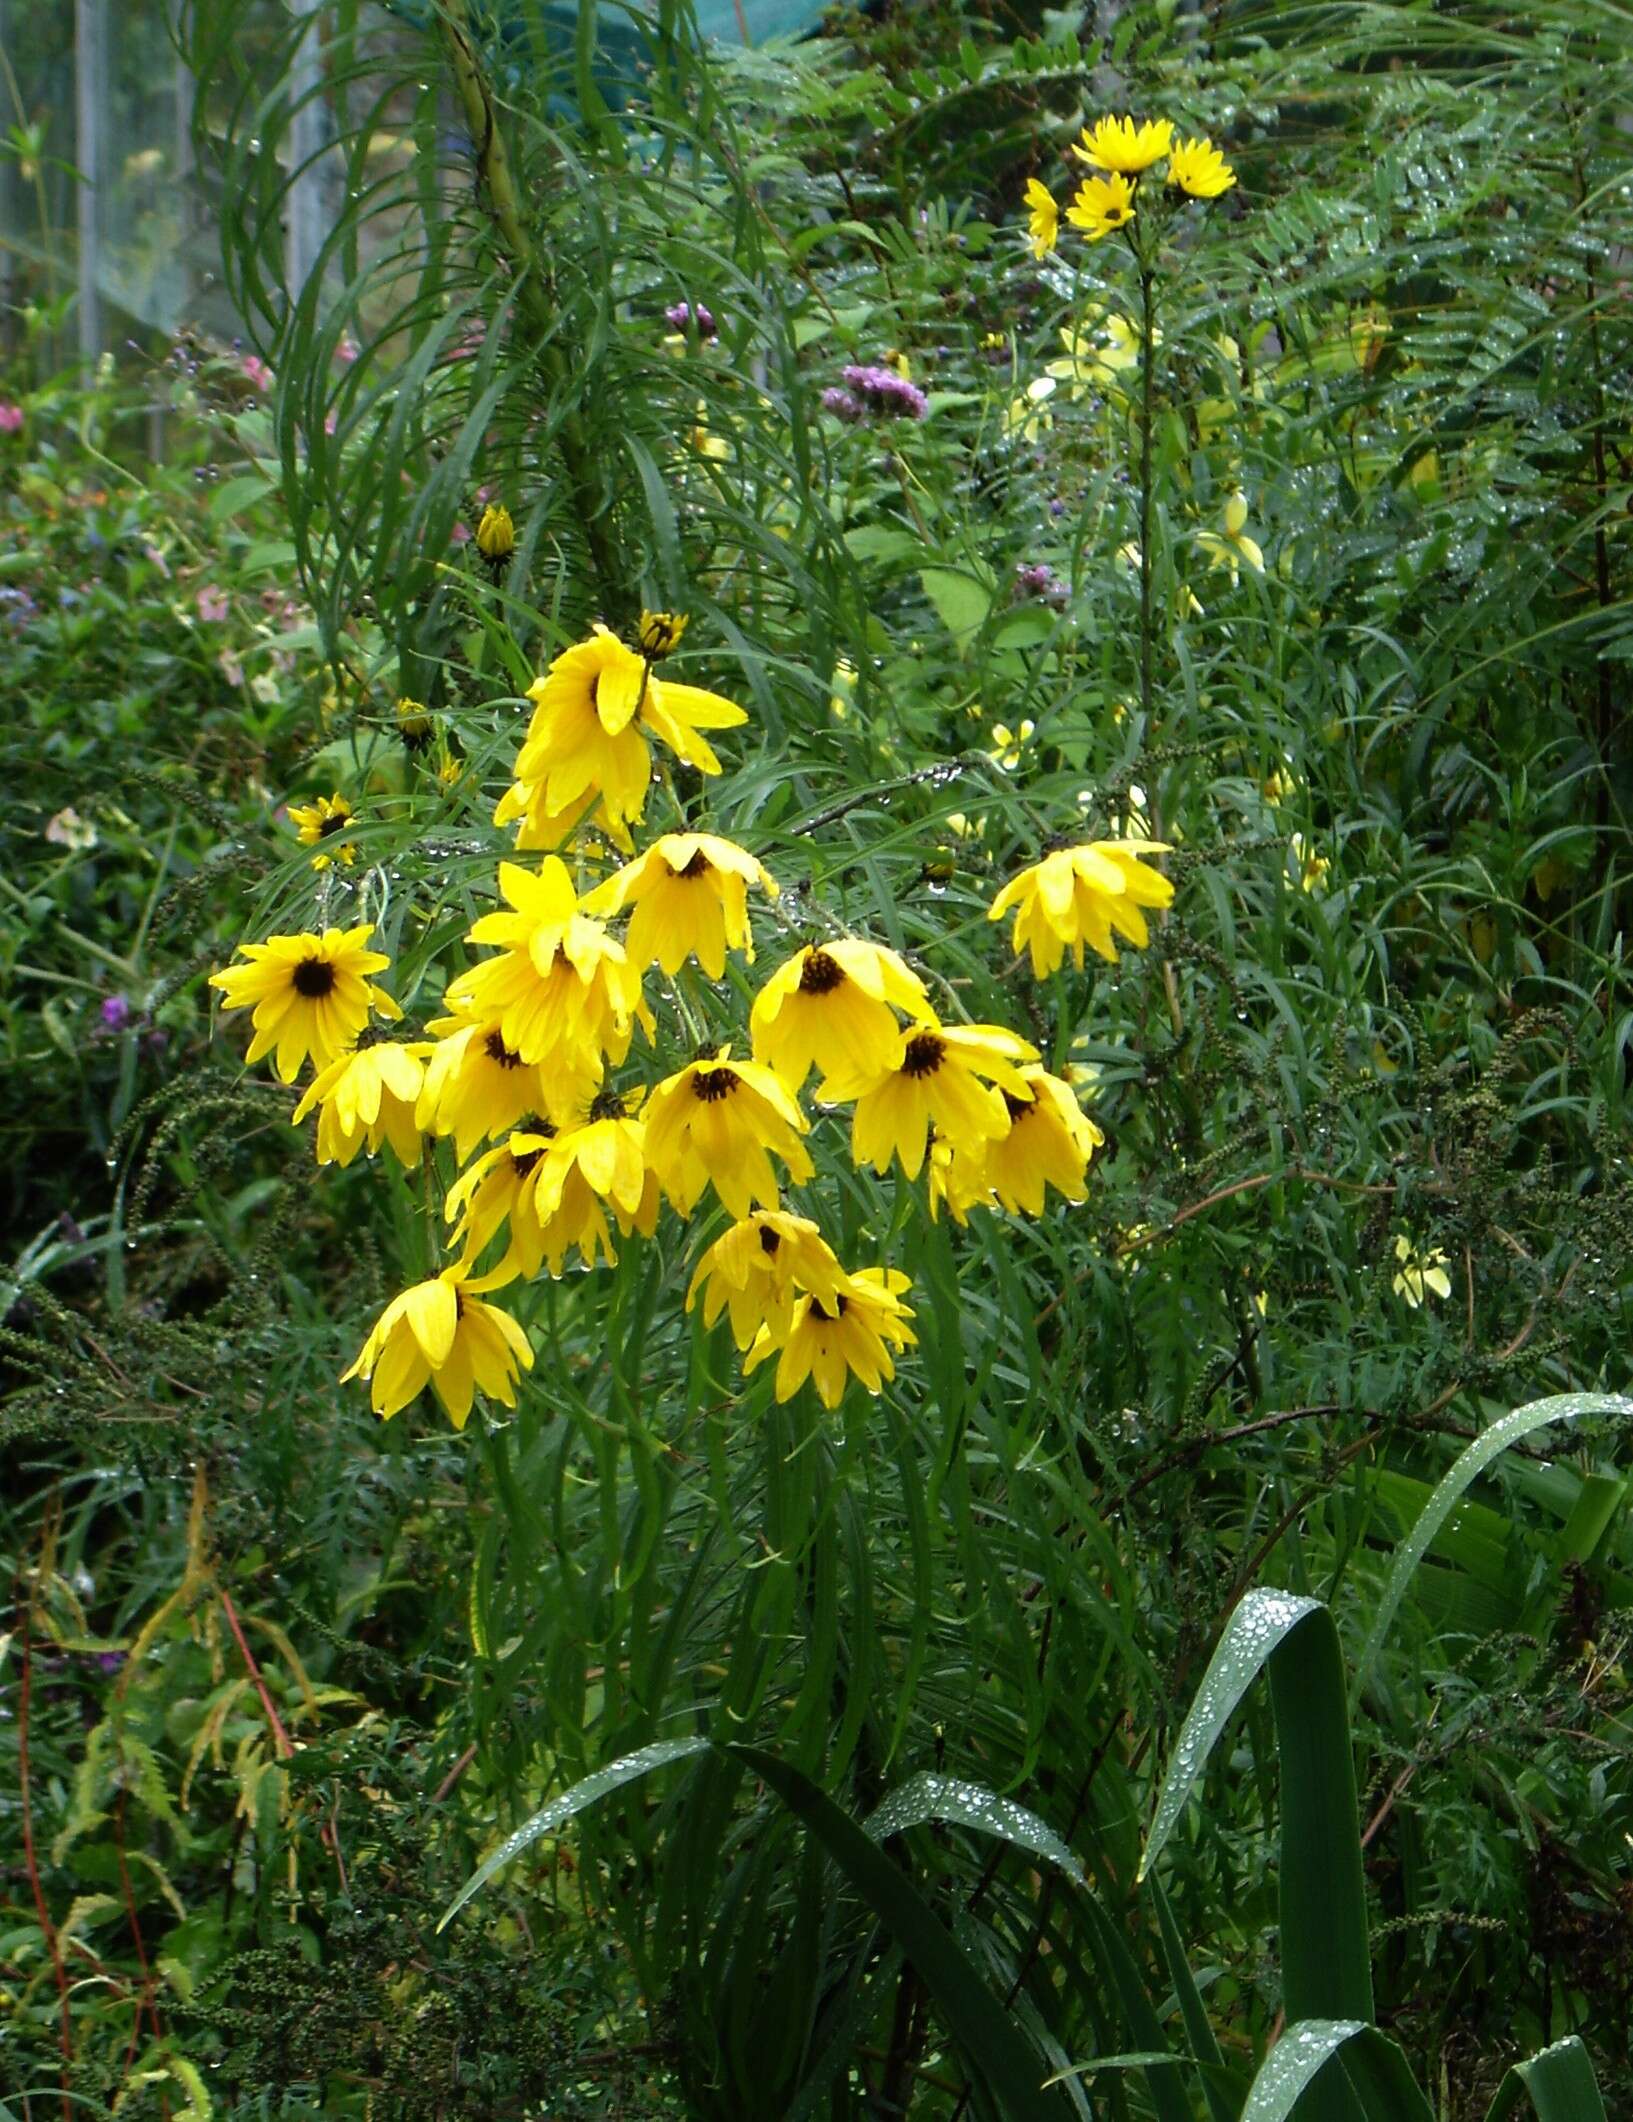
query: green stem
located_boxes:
[436,0,623,609]
[1137,261,1156,735]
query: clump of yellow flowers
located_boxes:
[211,611,1176,1427]
[1023,112,1236,253]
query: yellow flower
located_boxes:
[689,401,729,460]
[988,720,1035,771]
[452,1098,654,1282]
[415,1017,554,1161]
[210,925,400,1084]
[829,658,857,721]
[1047,311,1149,401]
[291,1037,431,1167]
[1023,177,1059,258]
[1289,833,1330,894]
[501,626,749,850]
[1392,1234,1452,1309]
[1196,491,1265,582]
[640,670,749,779]
[1166,135,1236,199]
[505,628,655,843]
[643,1048,813,1218]
[475,502,515,566]
[926,1134,997,1224]
[742,1267,916,1409]
[981,1066,1104,1213]
[395,694,432,748]
[1004,376,1056,441]
[842,1022,1039,1180]
[1262,762,1299,806]
[686,1209,847,1351]
[1066,173,1136,242]
[637,609,688,659]
[988,842,1175,976]
[287,791,358,870]
[340,1266,532,1428]
[443,859,646,1080]
[445,1128,557,1274]
[584,832,778,978]
[1072,116,1173,174]
[750,939,930,1092]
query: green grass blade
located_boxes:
[1140,1589,1323,1880]
[437,1737,711,1929]
[1357,1394,1633,1687]
[1483,2038,1609,2122]
[1077,1893,1196,2122]
[1149,1876,1238,2122]
[863,1772,1085,1883]
[729,1744,1075,2122]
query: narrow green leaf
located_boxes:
[1484,2037,1609,2122]
[1078,1893,1195,2122]
[1149,1876,1238,2122]
[1358,1394,1633,1685]
[438,1738,710,1929]
[729,1745,1074,2122]
[863,1772,1085,1884]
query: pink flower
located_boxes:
[334,334,359,366]
[240,355,273,391]
[0,402,23,433]
[450,520,472,545]
[197,584,229,623]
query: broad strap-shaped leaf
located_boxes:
[863,1771,1086,1883]
[1140,1588,1324,1881]
[438,1737,710,1928]
[730,1745,1075,2122]
[1357,1393,1633,1687]
[1141,1589,1374,2106]
[1240,2021,1433,2122]
[1484,2037,1609,2122]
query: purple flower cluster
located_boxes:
[1014,561,1069,610]
[665,300,718,340]
[823,364,929,424]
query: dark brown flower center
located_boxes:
[691,1066,739,1103]
[758,1224,781,1255]
[674,848,712,879]
[901,1032,945,1079]
[484,1031,524,1069]
[318,810,349,837]
[589,1087,627,1121]
[809,1294,848,1323]
[1002,1089,1038,1122]
[799,948,845,995]
[512,1145,547,1178]
[293,958,336,998]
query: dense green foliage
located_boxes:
[4,0,1632,2115]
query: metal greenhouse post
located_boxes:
[286,0,326,308]
[75,0,106,362]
